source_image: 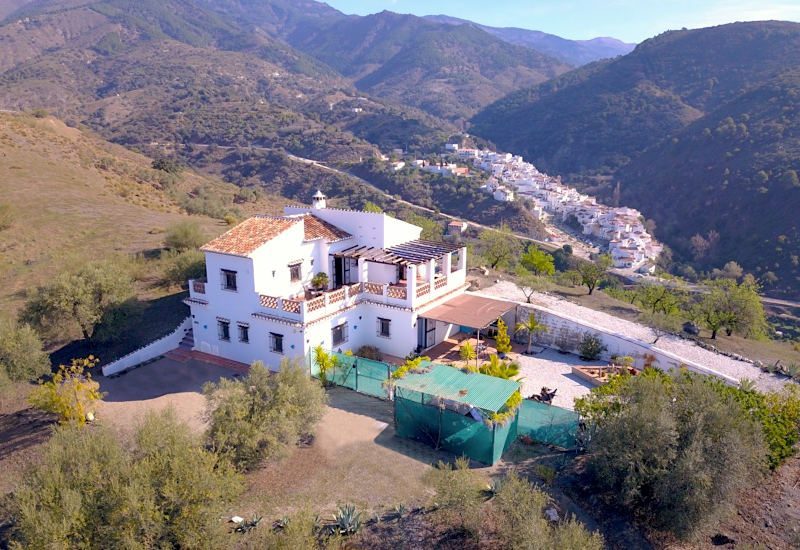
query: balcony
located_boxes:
[187,279,208,303]
[255,270,466,324]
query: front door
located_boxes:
[333,257,344,288]
[417,318,436,350]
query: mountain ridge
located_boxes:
[471,20,800,296]
[423,14,635,66]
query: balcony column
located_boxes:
[445,252,453,274]
[428,258,436,286]
[458,247,467,271]
[357,257,368,283]
[407,265,417,305]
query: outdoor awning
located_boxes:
[420,294,515,329]
[334,240,462,266]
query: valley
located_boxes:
[0,2,799,549]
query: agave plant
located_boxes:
[332,504,363,536]
[393,503,406,519]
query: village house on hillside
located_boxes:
[184,191,479,368]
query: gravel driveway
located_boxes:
[480,281,792,393]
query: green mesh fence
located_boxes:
[394,387,518,465]
[517,400,580,449]
[307,351,394,400]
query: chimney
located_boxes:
[312,189,327,209]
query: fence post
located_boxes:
[354,359,359,392]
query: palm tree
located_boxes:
[514,313,547,355]
[479,354,520,380]
[459,341,477,368]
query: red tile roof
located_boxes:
[302,214,351,243]
[201,216,300,256]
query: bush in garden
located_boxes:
[578,332,607,360]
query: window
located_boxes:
[377,317,391,338]
[238,324,249,343]
[221,269,237,291]
[269,332,284,354]
[289,262,302,282]
[332,322,348,346]
[217,320,230,341]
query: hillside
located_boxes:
[472,21,800,176]
[0,112,239,311]
[208,3,572,121]
[424,14,635,66]
[471,21,800,296]
[618,69,800,295]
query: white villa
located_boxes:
[184,192,474,368]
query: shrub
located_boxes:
[0,317,50,381]
[426,456,483,537]
[164,220,206,251]
[11,410,242,548]
[204,360,327,470]
[151,157,182,174]
[355,345,382,361]
[578,371,766,538]
[578,333,607,360]
[493,471,603,549]
[479,354,519,380]
[311,271,329,290]
[313,345,338,386]
[163,249,206,287]
[29,357,103,425]
[459,341,476,364]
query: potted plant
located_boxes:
[311,272,329,292]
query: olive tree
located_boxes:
[11,410,242,548]
[477,224,522,270]
[576,254,612,295]
[20,260,133,341]
[576,371,765,538]
[204,359,327,470]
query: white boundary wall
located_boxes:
[102,318,192,376]
[472,293,741,386]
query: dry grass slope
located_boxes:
[0,112,239,312]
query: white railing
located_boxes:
[102,318,192,376]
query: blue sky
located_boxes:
[323,0,800,42]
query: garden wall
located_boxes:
[501,299,740,386]
[101,318,192,376]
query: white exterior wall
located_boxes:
[250,223,316,298]
[367,262,397,284]
[185,208,470,371]
[283,206,421,248]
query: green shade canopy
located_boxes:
[395,363,520,413]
